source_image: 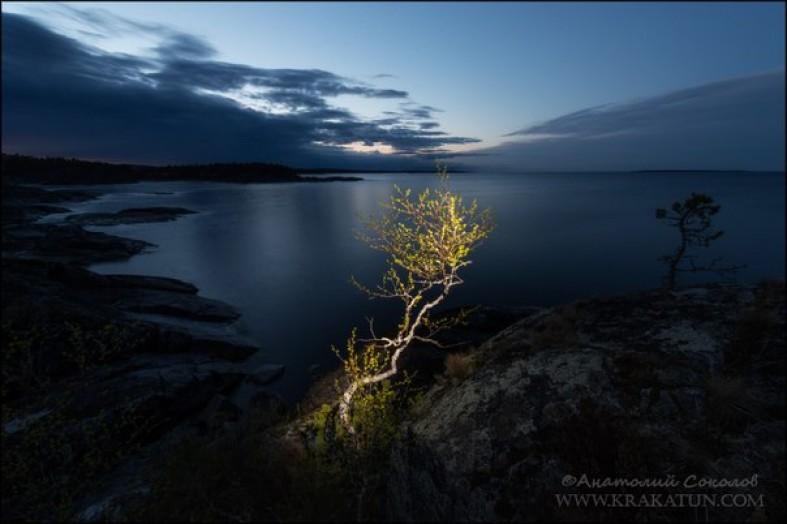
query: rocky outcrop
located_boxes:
[1,184,285,521]
[2,258,258,357]
[1,183,97,204]
[386,283,785,522]
[1,184,96,225]
[2,223,153,264]
[65,207,197,226]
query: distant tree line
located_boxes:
[1,154,299,185]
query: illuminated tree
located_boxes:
[335,165,494,432]
[656,192,745,289]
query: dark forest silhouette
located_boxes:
[1,153,300,185]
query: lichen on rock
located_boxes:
[387,283,785,522]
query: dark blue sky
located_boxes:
[2,3,784,170]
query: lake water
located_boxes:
[42,171,786,402]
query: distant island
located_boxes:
[629,169,773,174]
[1,153,362,185]
[297,167,468,174]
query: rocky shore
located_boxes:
[2,179,784,522]
[64,207,197,226]
[1,182,286,520]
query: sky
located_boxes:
[1,1,784,171]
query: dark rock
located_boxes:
[1,183,96,227]
[1,259,257,361]
[387,430,455,522]
[248,390,288,429]
[2,203,71,223]
[115,289,241,322]
[248,364,286,386]
[2,223,153,265]
[2,352,248,490]
[0,179,272,521]
[386,284,786,522]
[196,394,242,433]
[65,207,197,226]
[131,316,260,361]
[181,330,260,361]
[25,261,198,294]
[104,274,198,294]
[1,182,158,265]
[1,183,97,203]
[69,355,245,433]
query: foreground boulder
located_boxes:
[386,282,785,522]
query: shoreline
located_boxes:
[1,181,291,517]
[2,153,363,185]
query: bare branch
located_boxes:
[411,336,465,349]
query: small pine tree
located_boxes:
[656,192,744,289]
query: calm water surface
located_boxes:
[43,172,785,401]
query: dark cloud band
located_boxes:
[1,10,477,168]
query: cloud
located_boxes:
[460,70,785,172]
[154,33,217,60]
[47,3,217,59]
[1,10,476,168]
[51,3,171,38]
